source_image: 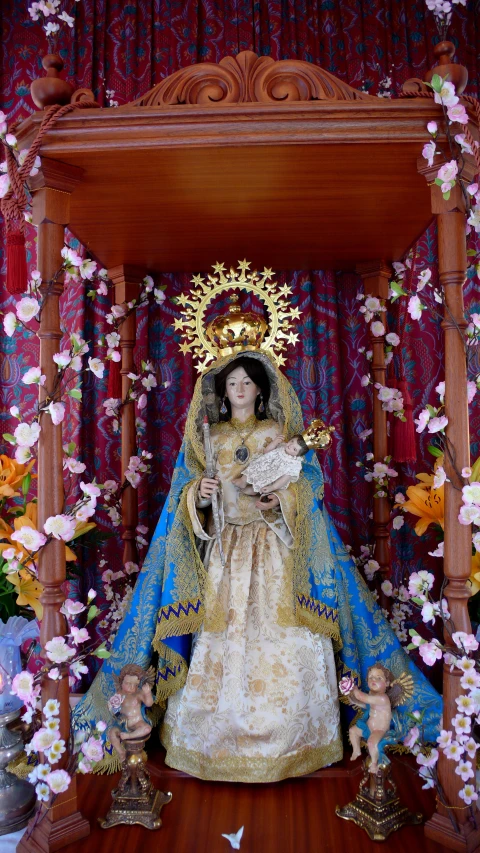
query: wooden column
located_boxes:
[107,265,143,568]
[418,164,480,852]
[17,161,89,853]
[357,262,392,603]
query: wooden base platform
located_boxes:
[29,748,455,853]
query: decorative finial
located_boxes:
[30,54,74,109]
[425,41,468,95]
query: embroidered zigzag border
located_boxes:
[157,598,202,625]
[296,594,338,624]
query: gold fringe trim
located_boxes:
[92,750,122,775]
[153,605,204,645]
[296,602,342,647]
[7,751,34,779]
[152,639,189,702]
[162,723,343,783]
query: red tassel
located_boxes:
[6,230,27,294]
[107,357,122,400]
[392,379,417,463]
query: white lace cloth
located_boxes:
[243,447,303,492]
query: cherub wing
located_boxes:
[389,671,414,708]
[112,674,121,692]
[140,666,156,688]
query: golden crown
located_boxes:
[173,260,301,372]
[302,419,335,450]
[206,295,268,354]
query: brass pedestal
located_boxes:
[99,736,172,830]
[336,760,423,842]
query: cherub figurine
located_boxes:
[233,419,334,496]
[340,664,413,774]
[108,664,155,762]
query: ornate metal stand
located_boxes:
[0,709,36,835]
[336,759,423,842]
[99,735,172,830]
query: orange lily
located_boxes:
[469,551,480,596]
[6,569,43,619]
[0,454,36,499]
[402,483,445,536]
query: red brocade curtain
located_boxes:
[1,2,480,638]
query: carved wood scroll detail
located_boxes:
[133,50,373,107]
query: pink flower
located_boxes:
[427,415,448,433]
[422,140,436,166]
[403,726,419,749]
[108,693,124,713]
[408,295,424,321]
[82,736,103,763]
[70,626,90,645]
[452,632,479,653]
[370,320,385,337]
[11,671,34,703]
[427,121,437,135]
[45,769,70,795]
[447,104,469,125]
[419,640,443,666]
[437,159,458,185]
[437,729,452,749]
[433,466,447,489]
[459,504,480,526]
[137,393,148,409]
[417,748,438,769]
[78,758,92,774]
[47,402,65,425]
[44,514,76,542]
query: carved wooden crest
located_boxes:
[133,50,373,107]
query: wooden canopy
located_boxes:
[17,51,442,273]
[14,48,479,853]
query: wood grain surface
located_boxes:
[41,749,454,853]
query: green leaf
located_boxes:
[466,249,477,256]
[443,190,451,201]
[434,177,443,187]
[68,388,82,401]
[66,442,75,457]
[2,433,16,445]
[430,73,443,93]
[428,444,443,458]
[86,604,99,624]
[409,629,419,637]
[93,645,111,659]
[22,473,31,497]
[426,404,437,417]
[390,280,407,297]
[411,596,425,607]
[87,290,96,299]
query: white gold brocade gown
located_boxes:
[162,416,342,782]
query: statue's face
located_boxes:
[367,668,388,694]
[225,366,259,413]
[284,437,303,457]
[122,674,140,694]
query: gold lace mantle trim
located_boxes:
[161,723,343,783]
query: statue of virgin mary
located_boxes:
[73,273,441,782]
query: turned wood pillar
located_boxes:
[357,262,391,603]
[108,265,144,568]
[17,161,89,853]
[418,163,480,852]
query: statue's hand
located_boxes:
[255,493,280,510]
[199,477,219,499]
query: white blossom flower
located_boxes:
[44,514,76,541]
[427,121,438,135]
[419,640,443,666]
[70,626,90,645]
[60,598,86,617]
[459,784,478,805]
[11,671,34,703]
[437,729,452,749]
[462,483,480,506]
[428,415,448,433]
[370,320,385,337]
[428,541,444,558]
[459,505,480,526]
[43,698,60,718]
[57,10,75,27]
[83,736,103,763]
[45,739,66,764]
[414,409,430,433]
[63,458,86,474]
[14,421,41,447]
[11,526,46,551]
[45,636,75,664]
[447,104,469,125]
[47,402,66,425]
[45,769,70,795]
[16,297,40,323]
[48,667,61,680]
[88,357,104,378]
[80,259,97,280]
[456,694,477,715]
[408,295,424,321]
[3,312,17,336]
[35,782,50,802]
[70,660,88,679]
[452,714,471,736]
[433,466,447,489]
[385,332,400,346]
[422,140,437,166]
[452,632,479,653]
[433,81,458,108]
[381,580,393,597]
[444,741,463,761]
[53,350,72,368]
[32,728,57,752]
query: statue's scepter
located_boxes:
[202,415,226,569]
